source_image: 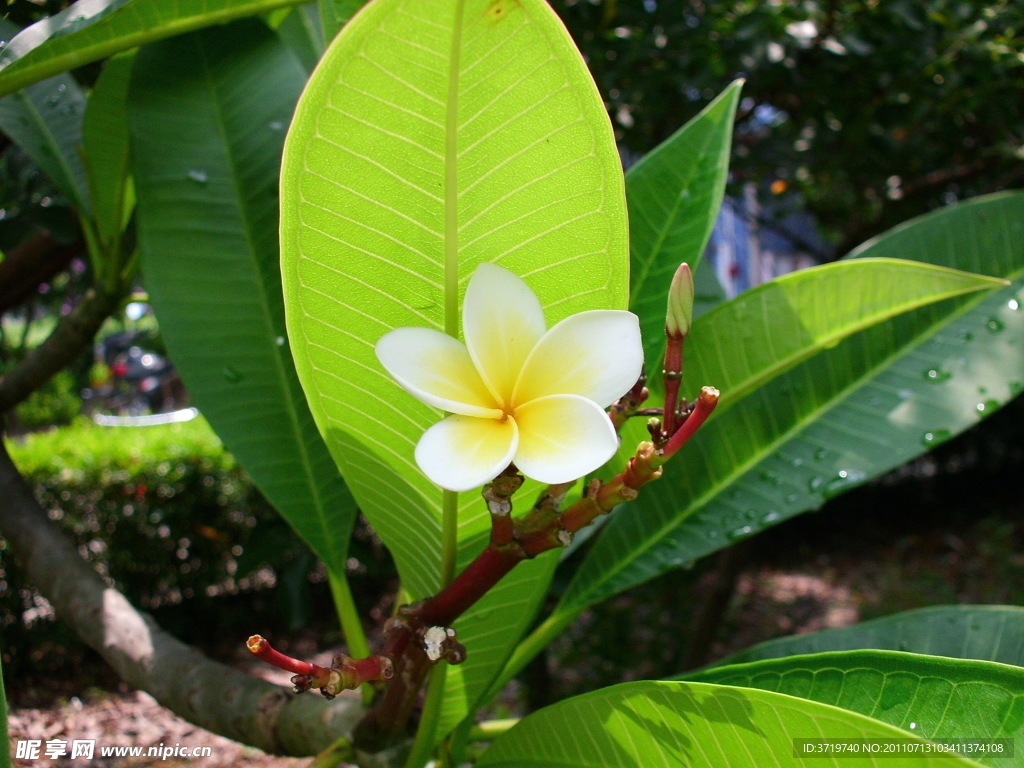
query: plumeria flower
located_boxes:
[375,263,643,492]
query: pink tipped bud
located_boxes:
[665,263,694,338]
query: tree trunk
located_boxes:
[0,436,364,757]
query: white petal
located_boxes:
[415,414,519,492]
[513,310,643,407]
[376,328,500,418]
[463,263,547,408]
[512,394,618,484]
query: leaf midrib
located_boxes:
[695,258,1007,420]
[626,126,717,309]
[4,81,88,213]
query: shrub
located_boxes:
[0,417,292,680]
[11,369,82,430]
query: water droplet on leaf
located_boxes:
[976,399,999,415]
[921,429,950,446]
[222,366,243,383]
[923,368,952,383]
[728,525,754,541]
[984,317,1005,333]
[187,169,209,184]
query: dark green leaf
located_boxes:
[130,19,354,577]
[560,224,1015,614]
[0,0,309,98]
[707,605,1024,669]
[0,18,89,213]
[82,52,134,250]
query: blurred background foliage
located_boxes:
[553,0,1023,254]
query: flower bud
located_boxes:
[665,262,694,338]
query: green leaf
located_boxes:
[688,258,1007,413]
[706,605,1024,669]
[626,79,742,373]
[82,52,135,251]
[0,0,310,99]
[685,650,1024,767]
[272,5,324,72]
[130,19,355,578]
[280,0,627,741]
[477,680,984,767]
[317,0,367,45]
[280,0,627,594]
[559,254,1008,615]
[436,550,558,739]
[0,19,89,213]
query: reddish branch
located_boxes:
[334,384,718,752]
[247,635,392,699]
[250,270,719,752]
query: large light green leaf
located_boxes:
[626,80,741,372]
[130,19,354,578]
[0,0,309,99]
[477,680,983,767]
[0,18,89,214]
[280,0,627,740]
[685,649,1024,766]
[280,0,627,592]
[707,605,1024,670]
[554,193,1023,618]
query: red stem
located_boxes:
[662,386,719,459]
[247,635,320,678]
[662,332,684,436]
[414,544,522,626]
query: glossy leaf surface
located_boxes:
[131,19,354,577]
[477,680,982,767]
[559,226,1016,615]
[281,0,626,593]
[0,17,89,214]
[686,649,1024,766]
[709,605,1024,669]
[626,80,741,374]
